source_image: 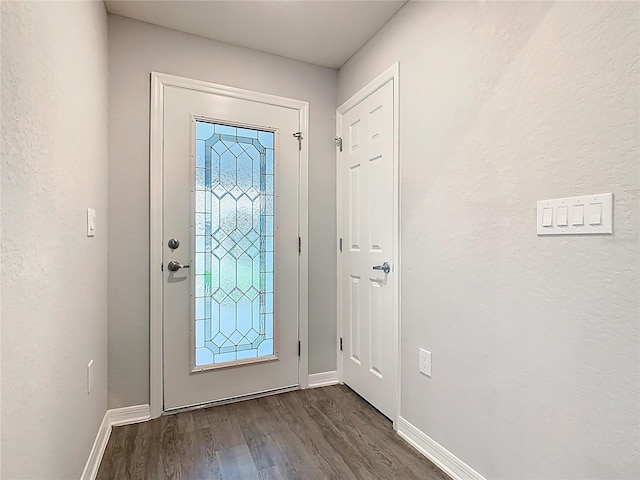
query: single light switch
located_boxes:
[572,205,584,226]
[542,208,553,227]
[588,203,602,225]
[557,206,568,226]
[87,208,96,237]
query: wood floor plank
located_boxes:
[258,464,298,480]
[235,397,290,471]
[343,387,449,480]
[144,418,162,479]
[160,413,184,479]
[205,403,247,452]
[264,391,358,479]
[297,388,385,479]
[178,428,222,480]
[216,444,261,480]
[258,395,333,479]
[97,385,452,480]
[311,387,404,475]
[122,422,150,480]
[313,386,449,480]
[176,410,198,434]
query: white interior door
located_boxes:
[160,80,303,411]
[338,78,397,419]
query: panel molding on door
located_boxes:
[150,73,309,417]
[336,63,400,423]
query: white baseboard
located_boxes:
[108,404,151,427]
[308,370,339,388]
[81,404,151,480]
[80,411,111,480]
[397,416,486,480]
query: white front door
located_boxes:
[338,77,397,419]
[158,76,305,411]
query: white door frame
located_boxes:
[336,63,401,426]
[150,72,309,418]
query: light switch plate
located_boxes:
[537,193,612,235]
[87,208,96,237]
[87,360,94,394]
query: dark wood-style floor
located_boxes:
[97,385,450,480]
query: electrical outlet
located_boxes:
[87,360,94,394]
[419,348,431,377]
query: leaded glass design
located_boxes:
[194,120,275,367]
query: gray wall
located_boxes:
[1,1,109,478]
[108,15,338,408]
[338,2,639,479]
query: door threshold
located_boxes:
[163,384,300,415]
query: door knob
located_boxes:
[167,261,190,272]
[372,262,391,274]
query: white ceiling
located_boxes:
[104,0,407,69]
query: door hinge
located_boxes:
[335,137,343,152]
[298,236,302,255]
[293,131,303,151]
[298,341,301,357]
[339,237,343,253]
[161,262,164,272]
[340,337,343,351]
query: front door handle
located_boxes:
[167,261,190,272]
[372,262,391,274]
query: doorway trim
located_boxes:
[336,62,401,426]
[150,72,309,418]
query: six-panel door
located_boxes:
[339,80,396,419]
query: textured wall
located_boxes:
[1,1,109,478]
[108,15,338,408]
[338,2,639,479]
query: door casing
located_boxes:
[150,72,309,418]
[336,63,401,427]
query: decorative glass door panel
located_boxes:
[193,120,275,369]
[160,77,301,411]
